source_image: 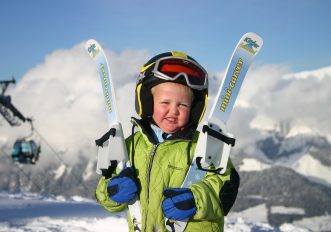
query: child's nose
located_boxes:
[170,105,179,115]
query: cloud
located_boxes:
[0,42,151,165]
[1,41,331,166]
[228,63,331,146]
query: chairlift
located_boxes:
[0,78,41,164]
[0,77,27,126]
[11,118,41,164]
[11,139,41,164]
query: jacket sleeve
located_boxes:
[95,135,135,213]
[95,176,128,213]
[188,159,240,220]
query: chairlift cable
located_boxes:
[6,148,72,198]
[1,148,42,192]
[33,127,91,193]
[13,162,44,193]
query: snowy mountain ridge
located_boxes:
[239,129,331,188]
[1,129,331,231]
[231,129,331,231]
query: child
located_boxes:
[95,51,240,232]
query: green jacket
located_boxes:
[95,118,239,232]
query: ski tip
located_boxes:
[85,39,102,59]
[239,32,263,56]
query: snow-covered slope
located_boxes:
[0,191,311,232]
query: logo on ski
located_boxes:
[87,43,100,58]
[220,58,243,112]
[101,64,112,113]
[240,36,260,54]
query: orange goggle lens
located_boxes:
[155,58,207,87]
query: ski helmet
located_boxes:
[135,51,208,127]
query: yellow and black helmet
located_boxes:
[135,51,208,128]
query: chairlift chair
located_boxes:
[11,139,41,164]
[11,118,41,164]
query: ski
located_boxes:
[85,39,142,232]
[165,32,263,232]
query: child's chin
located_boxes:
[161,126,179,134]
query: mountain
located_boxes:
[240,127,331,187]
[230,129,331,230]
[0,144,98,199]
[1,128,331,231]
[232,167,331,227]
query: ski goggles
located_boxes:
[151,56,208,90]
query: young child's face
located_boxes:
[151,82,193,134]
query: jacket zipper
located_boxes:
[144,144,158,231]
[140,137,191,231]
[147,144,158,202]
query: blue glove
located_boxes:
[162,188,197,220]
[107,167,138,203]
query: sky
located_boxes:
[1,0,331,80]
[0,3,330,230]
[0,0,331,164]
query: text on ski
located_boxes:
[101,64,112,112]
[220,58,243,112]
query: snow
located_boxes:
[53,164,67,180]
[224,217,275,232]
[270,206,305,215]
[82,160,96,181]
[0,191,128,232]
[227,203,331,232]
[293,153,331,186]
[279,223,312,232]
[0,217,128,232]
[239,158,271,172]
[0,191,312,232]
[241,135,331,188]
[229,204,269,224]
[293,215,331,232]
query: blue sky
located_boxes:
[1,0,331,164]
[1,0,331,80]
